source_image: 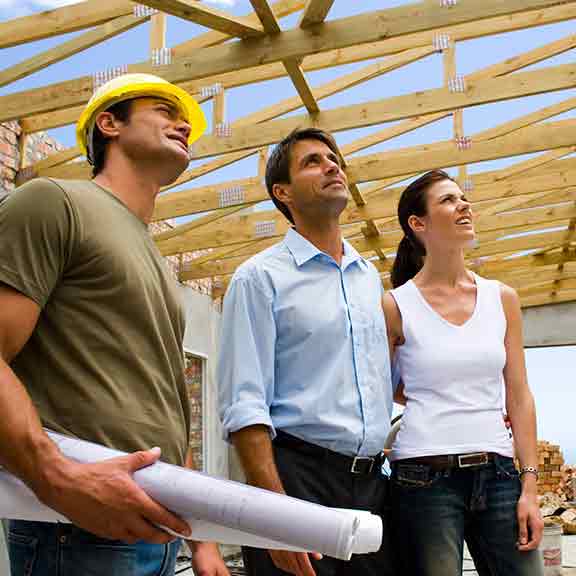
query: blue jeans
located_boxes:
[390,456,544,576]
[8,521,179,576]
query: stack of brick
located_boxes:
[537,440,565,495]
[0,121,21,197]
[558,465,576,501]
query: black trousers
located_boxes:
[242,435,394,576]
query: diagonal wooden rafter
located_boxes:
[298,0,335,27]
[136,0,265,37]
[0,14,151,88]
[249,0,320,114]
[0,0,135,49]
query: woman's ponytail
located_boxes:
[391,235,425,288]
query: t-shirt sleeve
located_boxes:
[0,178,77,308]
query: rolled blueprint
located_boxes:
[0,431,382,560]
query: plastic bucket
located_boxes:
[540,523,563,576]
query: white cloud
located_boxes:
[203,0,237,6]
[30,0,82,7]
[0,0,79,17]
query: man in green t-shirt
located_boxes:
[0,74,229,575]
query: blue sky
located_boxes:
[1,1,575,462]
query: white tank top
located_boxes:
[389,273,514,461]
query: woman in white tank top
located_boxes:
[382,170,543,576]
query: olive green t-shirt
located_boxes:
[0,178,190,466]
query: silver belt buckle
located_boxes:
[457,452,489,468]
[351,456,374,474]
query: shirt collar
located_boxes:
[284,228,367,270]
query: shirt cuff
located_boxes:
[221,404,275,443]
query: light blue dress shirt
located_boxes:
[218,228,393,457]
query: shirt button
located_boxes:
[59,535,66,544]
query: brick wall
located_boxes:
[0,122,64,197]
[0,122,21,196]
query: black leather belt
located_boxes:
[273,430,384,476]
[397,452,497,471]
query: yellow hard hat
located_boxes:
[76,73,207,162]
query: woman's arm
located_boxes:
[500,283,543,551]
[382,293,406,405]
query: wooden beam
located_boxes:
[299,0,335,27]
[0,0,134,49]
[347,119,576,184]
[150,12,166,52]
[154,177,264,221]
[521,288,576,308]
[475,248,576,276]
[4,0,575,122]
[0,14,149,88]
[136,0,265,37]
[248,0,319,114]
[249,0,282,33]
[186,63,576,159]
[475,95,576,142]
[517,277,576,297]
[282,59,320,114]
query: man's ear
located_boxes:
[272,182,291,207]
[94,111,122,139]
[407,214,425,234]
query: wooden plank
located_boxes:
[136,0,265,37]
[153,204,254,243]
[347,120,576,183]
[475,95,576,142]
[187,63,576,159]
[521,288,576,308]
[282,59,320,114]
[517,277,576,297]
[4,1,575,123]
[0,14,149,88]
[21,106,86,134]
[150,12,166,52]
[299,0,335,27]
[249,0,282,33]
[475,248,576,276]
[0,0,134,49]
[154,177,265,221]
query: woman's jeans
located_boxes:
[8,520,180,576]
[390,455,544,576]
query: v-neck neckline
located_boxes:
[409,273,479,329]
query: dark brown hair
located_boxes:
[265,128,342,224]
[90,100,133,177]
[391,170,456,288]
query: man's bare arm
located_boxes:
[0,284,191,543]
[231,425,321,576]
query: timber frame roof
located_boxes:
[2,0,576,307]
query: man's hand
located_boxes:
[37,447,191,544]
[268,550,322,576]
[189,541,230,576]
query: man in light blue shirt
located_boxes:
[218,128,394,576]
